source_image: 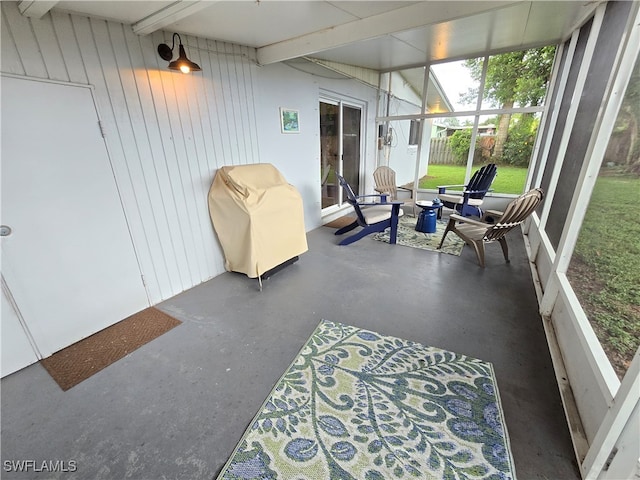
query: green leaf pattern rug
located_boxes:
[217,321,516,480]
[371,216,466,256]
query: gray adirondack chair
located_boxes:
[438,188,544,267]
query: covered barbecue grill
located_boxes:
[208,163,308,279]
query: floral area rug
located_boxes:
[216,320,516,480]
[371,215,465,256]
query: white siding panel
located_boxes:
[194,36,222,171]
[243,45,260,165]
[175,35,213,283]
[0,11,24,75]
[50,10,88,84]
[2,3,47,78]
[142,31,204,291]
[169,71,209,286]
[233,43,253,164]
[73,16,162,303]
[205,39,234,165]
[221,40,245,164]
[109,23,176,302]
[126,27,202,294]
[188,42,227,275]
[177,39,219,278]
[30,16,68,81]
[153,44,206,288]
[138,31,198,296]
[217,41,237,164]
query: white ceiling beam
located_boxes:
[18,1,58,19]
[257,1,518,65]
[132,1,216,36]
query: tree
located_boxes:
[462,46,556,160]
[606,55,639,175]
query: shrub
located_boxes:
[501,129,534,167]
[501,115,538,167]
[448,129,481,165]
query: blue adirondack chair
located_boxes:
[334,173,404,246]
[437,163,497,218]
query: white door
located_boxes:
[0,75,149,364]
[1,267,39,377]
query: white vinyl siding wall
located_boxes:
[1,3,260,304]
[1,1,379,306]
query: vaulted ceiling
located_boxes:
[27,1,599,71]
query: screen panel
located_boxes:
[539,19,592,221]
[546,1,633,248]
[531,42,569,190]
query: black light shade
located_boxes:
[157,33,201,74]
[168,44,202,73]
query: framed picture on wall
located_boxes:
[280,108,300,133]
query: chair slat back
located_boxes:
[466,163,497,199]
[336,173,367,225]
[373,166,395,183]
[373,166,396,194]
[484,188,544,242]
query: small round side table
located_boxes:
[415,201,443,233]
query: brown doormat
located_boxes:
[40,307,181,391]
[324,216,356,229]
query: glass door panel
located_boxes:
[342,105,361,195]
[320,101,362,209]
[320,102,339,209]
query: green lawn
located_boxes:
[418,164,528,195]
[420,164,639,378]
[567,175,640,378]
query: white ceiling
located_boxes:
[47,0,598,71]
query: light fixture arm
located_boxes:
[157,33,182,62]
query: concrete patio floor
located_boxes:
[1,222,580,479]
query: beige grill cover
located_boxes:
[208,164,308,278]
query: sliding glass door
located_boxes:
[320,99,362,210]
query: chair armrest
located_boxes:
[463,187,493,194]
[438,184,466,194]
[483,209,503,217]
[449,213,492,228]
[358,194,386,200]
[359,201,403,206]
[357,193,401,205]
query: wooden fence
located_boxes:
[428,136,496,165]
[429,137,456,164]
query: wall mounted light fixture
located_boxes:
[157,33,201,74]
